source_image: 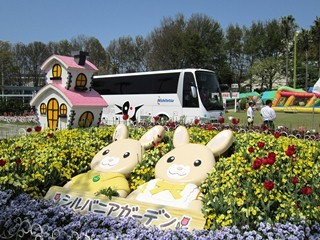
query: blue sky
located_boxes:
[1,0,319,47]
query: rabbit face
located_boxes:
[155,143,215,185]
[91,139,141,176]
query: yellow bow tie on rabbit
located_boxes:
[150,180,187,199]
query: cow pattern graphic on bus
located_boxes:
[115,101,143,123]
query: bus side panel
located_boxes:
[100,94,183,124]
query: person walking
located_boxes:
[260,99,276,130]
[247,101,254,128]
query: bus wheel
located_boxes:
[158,114,169,122]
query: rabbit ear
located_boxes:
[206,130,234,156]
[139,125,166,149]
[112,123,129,141]
[173,126,189,148]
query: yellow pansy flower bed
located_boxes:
[0,126,319,230]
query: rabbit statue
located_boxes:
[127,126,233,210]
[64,123,165,197]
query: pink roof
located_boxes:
[41,55,98,71]
[52,84,107,107]
[30,83,108,107]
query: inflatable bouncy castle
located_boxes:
[272,86,320,113]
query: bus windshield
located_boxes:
[195,71,224,111]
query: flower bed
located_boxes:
[0,125,319,239]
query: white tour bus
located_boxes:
[92,68,224,125]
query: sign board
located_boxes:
[221,92,239,99]
[231,84,239,89]
[45,186,206,231]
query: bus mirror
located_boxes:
[191,86,197,98]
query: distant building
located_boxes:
[30,52,108,130]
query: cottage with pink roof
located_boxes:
[30,52,108,130]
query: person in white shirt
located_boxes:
[260,99,276,130]
[247,101,254,128]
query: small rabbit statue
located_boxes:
[64,123,165,197]
[127,126,233,210]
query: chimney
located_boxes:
[73,51,89,66]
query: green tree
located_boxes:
[225,24,247,90]
[243,21,265,65]
[0,41,14,95]
[148,14,187,70]
[106,36,136,73]
[85,37,107,73]
[298,29,312,89]
[23,41,49,87]
[263,19,283,58]
[47,40,73,56]
[310,17,320,78]
[280,15,298,85]
[147,14,225,72]
[249,57,282,90]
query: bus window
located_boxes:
[93,73,179,95]
[195,71,223,111]
[183,72,199,108]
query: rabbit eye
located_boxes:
[102,149,110,155]
[123,152,130,158]
[194,160,202,167]
[167,156,175,163]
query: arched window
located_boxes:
[59,104,67,117]
[75,73,87,90]
[78,111,94,128]
[51,64,62,80]
[40,103,46,115]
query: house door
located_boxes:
[47,98,59,130]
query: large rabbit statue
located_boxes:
[127,126,233,211]
[64,123,165,197]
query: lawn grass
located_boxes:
[225,109,320,132]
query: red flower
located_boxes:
[0,159,6,167]
[47,133,54,138]
[34,126,42,132]
[291,177,299,184]
[288,145,296,152]
[170,122,175,128]
[27,127,32,132]
[218,117,224,124]
[122,114,129,120]
[262,125,268,131]
[301,186,312,195]
[252,158,262,170]
[266,157,276,165]
[262,158,269,165]
[257,141,265,149]
[15,159,22,165]
[263,181,275,191]
[268,152,276,160]
[207,125,213,130]
[248,147,254,153]
[285,149,294,157]
[194,119,200,125]
[274,132,281,138]
[232,118,240,125]
[153,116,159,123]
